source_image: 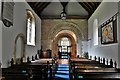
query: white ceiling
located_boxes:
[41,2,88,17]
[41,2,63,16]
[66,2,88,16]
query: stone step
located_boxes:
[57,67,69,71]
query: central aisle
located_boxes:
[54,59,70,80]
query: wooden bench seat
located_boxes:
[2,74,29,80]
[74,72,120,79]
[70,58,120,79]
[75,68,118,72]
[2,64,51,80]
[71,64,113,69]
[2,68,50,80]
[71,60,100,64]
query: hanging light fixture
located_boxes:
[60,2,68,20]
[61,11,66,19]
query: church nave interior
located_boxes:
[0,0,120,80]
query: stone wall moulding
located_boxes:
[48,21,84,41]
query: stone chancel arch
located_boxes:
[48,21,84,57]
[48,21,83,41]
[41,19,88,57]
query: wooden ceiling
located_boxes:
[27,1,101,19]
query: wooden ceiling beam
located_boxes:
[28,2,33,7]
[61,2,68,7]
[79,2,92,16]
[85,2,94,10]
[91,0,101,7]
[89,2,96,9]
[27,1,101,19]
[83,2,93,12]
[91,2,100,10]
[96,2,101,7]
[34,2,40,8]
[37,2,50,14]
[40,15,88,19]
[28,2,36,10]
[37,2,49,11]
[36,3,44,10]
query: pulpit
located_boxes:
[46,49,52,58]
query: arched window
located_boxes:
[26,9,35,46]
[61,37,70,46]
[93,19,98,46]
[58,37,71,52]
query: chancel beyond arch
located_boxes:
[52,33,76,57]
[48,21,83,57]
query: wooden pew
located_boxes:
[2,74,29,80]
[2,66,50,80]
[75,68,119,72]
[2,59,55,80]
[71,65,120,79]
[69,57,120,80]
[70,58,113,68]
[74,72,120,79]
[72,64,112,68]
[4,56,58,80]
[13,64,49,79]
[72,64,120,79]
[2,68,29,80]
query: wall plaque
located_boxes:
[1,1,14,27]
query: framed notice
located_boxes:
[1,1,14,27]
